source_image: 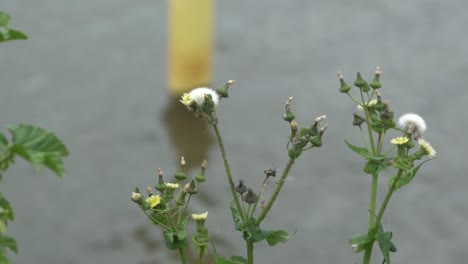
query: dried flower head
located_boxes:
[417,138,436,158]
[146,195,161,208]
[398,113,427,134]
[391,137,409,145]
[165,182,179,189]
[191,212,208,220]
[180,87,219,108]
[131,192,142,202]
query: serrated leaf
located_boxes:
[0,235,17,254]
[214,256,246,264]
[344,140,383,161]
[7,125,68,177]
[390,160,430,190]
[377,226,393,264]
[265,230,293,246]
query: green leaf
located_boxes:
[377,226,393,264]
[0,235,17,254]
[230,201,243,231]
[344,140,383,161]
[7,124,68,177]
[0,252,10,264]
[214,256,246,264]
[349,227,378,253]
[390,160,430,190]
[0,12,27,43]
[265,230,293,246]
[0,194,13,221]
[163,231,188,250]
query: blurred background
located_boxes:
[1,0,467,263]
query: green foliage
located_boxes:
[0,12,27,43]
[163,230,188,250]
[377,226,396,264]
[0,125,68,177]
[344,140,384,161]
[389,160,430,190]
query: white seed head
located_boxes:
[187,87,219,106]
[398,113,427,134]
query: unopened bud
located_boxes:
[353,113,365,126]
[183,183,191,193]
[244,189,258,204]
[155,168,166,192]
[320,124,328,134]
[338,72,352,93]
[283,97,295,122]
[180,156,186,167]
[227,80,236,85]
[236,180,248,194]
[195,160,208,183]
[188,180,198,194]
[146,186,154,196]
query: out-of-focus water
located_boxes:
[0,1,467,263]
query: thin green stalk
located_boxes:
[375,169,403,226]
[142,210,171,230]
[178,247,188,264]
[250,177,268,218]
[255,158,295,225]
[212,123,246,222]
[347,92,362,105]
[377,130,385,154]
[247,241,254,264]
[198,250,204,264]
[360,90,376,155]
[368,173,378,229]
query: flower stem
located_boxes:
[375,169,403,227]
[178,247,188,264]
[212,123,246,222]
[255,157,295,225]
[247,241,254,264]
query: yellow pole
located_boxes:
[168,0,213,96]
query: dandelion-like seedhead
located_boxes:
[417,138,436,158]
[398,113,427,134]
[390,137,409,145]
[180,87,219,108]
[191,212,208,220]
[146,195,161,208]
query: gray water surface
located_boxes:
[1,0,467,263]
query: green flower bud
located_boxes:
[338,72,352,93]
[244,189,258,204]
[155,168,166,192]
[288,148,302,160]
[309,134,322,147]
[283,111,295,122]
[175,192,187,206]
[354,72,367,88]
[195,160,207,183]
[370,66,382,89]
[188,180,198,195]
[174,171,187,181]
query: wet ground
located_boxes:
[1,0,467,263]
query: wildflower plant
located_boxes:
[338,67,436,264]
[133,81,327,264]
